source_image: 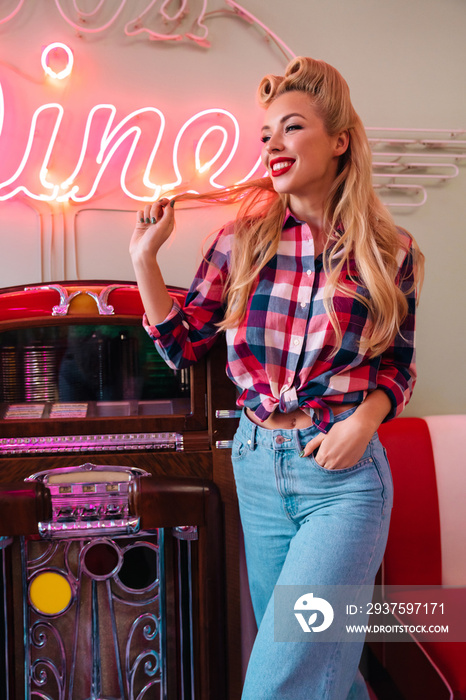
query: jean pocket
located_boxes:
[231,435,249,462]
[309,455,374,474]
[309,438,375,475]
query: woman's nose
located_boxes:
[266,132,283,152]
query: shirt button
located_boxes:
[300,301,306,308]
[287,376,292,383]
[306,270,312,276]
[293,338,299,346]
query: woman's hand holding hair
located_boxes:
[130,198,175,262]
[129,198,176,327]
[300,389,392,470]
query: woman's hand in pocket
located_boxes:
[301,391,391,470]
[301,411,375,470]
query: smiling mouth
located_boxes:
[270,160,295,177]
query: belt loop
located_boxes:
[241,409,257,451]
[247,420,257,451]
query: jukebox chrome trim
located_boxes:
[0,431,184,455]
[26,463,149,539]
[215,440,234,450]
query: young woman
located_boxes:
[130,56,424,700]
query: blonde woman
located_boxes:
[130,57,423,700]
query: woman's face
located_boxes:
[260,91,348,207]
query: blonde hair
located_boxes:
[175,56,424,357]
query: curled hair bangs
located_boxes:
[258,57,356,137]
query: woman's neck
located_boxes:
[289,198,327,256]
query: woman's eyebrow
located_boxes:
[261,112,306,132]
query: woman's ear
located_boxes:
[334,130,350,157]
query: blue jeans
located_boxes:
[231,408,394,700]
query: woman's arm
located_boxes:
[301,235,418,471]
[300,388,391,469]
[374,240,417,422]
[131,200,231,369]
[130,199,175,326]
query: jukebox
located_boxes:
[0,282,241,700]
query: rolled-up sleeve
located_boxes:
[377,240,418,421]
[143,227,231,369]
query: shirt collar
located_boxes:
[283,209,301,229]
[283,208,344,237]
[282,209,347,267]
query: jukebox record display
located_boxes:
[0,323,190,420]
[1,346,23,403]
[23,344,59,402]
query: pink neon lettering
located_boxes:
[0,96,64,201]
[0,82,265,202]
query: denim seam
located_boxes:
[273,451,300,524]
[231,435,246,462]
[368,436,392,516]
[357,438,389,586]
[323,642,341,699]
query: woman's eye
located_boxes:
[285,124,302,133]
[261,135,270,143]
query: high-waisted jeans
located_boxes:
[231,407,394,700]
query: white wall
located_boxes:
[0,0,465,417]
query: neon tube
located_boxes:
[0,0,24,25]
[54,0,127,33]
[164,108,240,193]
[57,105,165,202]
[0,103,64,201]
[195,126,228,174]
[41,43,74,80]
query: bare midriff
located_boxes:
[245,403,358,430]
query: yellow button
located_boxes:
[29,572,73,615]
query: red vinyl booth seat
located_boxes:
[376,416,466,700]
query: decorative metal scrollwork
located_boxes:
[25,534,163,699]
[24,283,137,316]
[30,621,66,700]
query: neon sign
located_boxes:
[0,84,264,202]
[0,39,265,203]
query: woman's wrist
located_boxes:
[131,249,160,275]
[352,389,391,433]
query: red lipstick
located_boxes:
[269,157,295,178]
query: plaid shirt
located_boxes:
[144,213,417,433]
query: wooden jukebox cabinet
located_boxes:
[0,282,242,700]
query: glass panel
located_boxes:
[0,324,190,419]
